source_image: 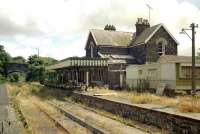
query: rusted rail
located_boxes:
[33,103,71,134]
[47,101,109,134]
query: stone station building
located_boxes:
[45,18,181,89]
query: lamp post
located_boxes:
[180,23,198,95]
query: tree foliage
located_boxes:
[104,24,116,31]
[0,45,57,83]
[26,55,57,82]
[11,56,26,63]
[0,45,11,77]
[7,72,26,82]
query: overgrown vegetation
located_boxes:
[7,82,71,101]
[0,45,57,83]
[7,83,166,134]
[87,86,200,113]
[0,45,11,79]
[26,55,57,82]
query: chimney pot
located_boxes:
[135,18,150,36]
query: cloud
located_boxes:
[0,0,200,60]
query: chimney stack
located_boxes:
[135,18,150,36]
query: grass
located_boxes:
[87,86,200,113]
[6,82,200,112]
[6,82,72,101]
[65,98,168,134]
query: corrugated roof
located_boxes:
[90,29,134,46]
[132,24,161,45]
[157,55,200,63]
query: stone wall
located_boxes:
[146,26,178,62]
[72,92,200,134]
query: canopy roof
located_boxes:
[45,57,108,70]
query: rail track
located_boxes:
[34,103,71,134]
[46,101,108,134]
[46,100,149,134]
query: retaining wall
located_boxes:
[72,92,200,134]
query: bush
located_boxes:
[26,66,45,82]
[0,74,5,83]
[7,72,26,82]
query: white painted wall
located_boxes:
[126,65,139,87]
[126,65,139,79]
[126,62,176,89]
[160,63,176,89]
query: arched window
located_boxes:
[90,41,94,58]
[156,38,167,56]
[157,41,165,55]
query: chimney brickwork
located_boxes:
[135,18,150,36]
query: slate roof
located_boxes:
[132,24,161,45]
[89,23,178,47]
[90,29,134,46]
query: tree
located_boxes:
[12,56,26,63]
[104,24,116,31]
[0,45,11,77]
[26,55,57,82]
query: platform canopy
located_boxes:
[46,57,108,70]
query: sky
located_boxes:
[0,0,200,60]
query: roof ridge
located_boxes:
[90,29,133,34]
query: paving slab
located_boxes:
[0,84,21,134]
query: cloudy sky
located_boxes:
[0,0,200,60]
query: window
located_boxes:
[91,45,93,58]
[157,41,165,56]
[181,66,191,78]
[90,41,94,58]
[156,38,167,56]
[180,66,200,78]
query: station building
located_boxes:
[45,18,199,90]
